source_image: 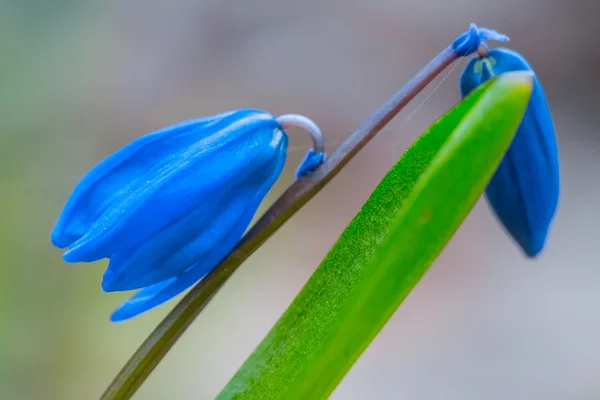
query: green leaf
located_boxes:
[218,71,533,400]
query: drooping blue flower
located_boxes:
[460,48,560,257]
[51,109,324,321]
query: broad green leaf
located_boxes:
[218,71,533,400]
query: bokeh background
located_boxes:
[1,1,599,399]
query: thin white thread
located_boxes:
[390,57,463,149]
[405,58,463,123]
[286,58,463,154]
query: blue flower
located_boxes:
[51,109,322,321]
[460,48,560,257]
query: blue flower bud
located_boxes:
[460,48,560,257]
[51,109,322,321]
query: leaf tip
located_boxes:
[496,70,534,94]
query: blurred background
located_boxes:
[1,0,599,399]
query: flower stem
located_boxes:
[100,46,458,400]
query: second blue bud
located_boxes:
[460,48,560,257]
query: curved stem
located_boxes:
[100,46,458,400]
[276,114,325,155]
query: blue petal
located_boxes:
[50,112,231,249]
[102,136,287,291]
[460,48,559,257]
[57,110,280,262]
[295,149,324,178]
[109,134,288,321]
[452,23,509,57]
